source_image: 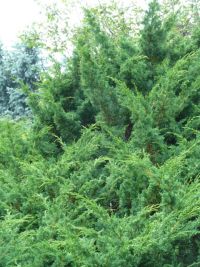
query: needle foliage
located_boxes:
[0,0,200,266]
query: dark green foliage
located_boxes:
[140,0,166,64]
[0,1,200,266]
[28,58,96,149]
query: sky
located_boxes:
[0,0,40,47]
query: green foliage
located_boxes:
[0,120,200,266]
[28,58,95,149]
[0,1,200,266]
[140,0,166,64]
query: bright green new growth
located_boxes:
[0,0,200,266]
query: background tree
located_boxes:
[0,42,41,119]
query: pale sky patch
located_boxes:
[0,0,40,47]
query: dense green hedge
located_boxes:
[0,118,199,266]
[0,0,200,266]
